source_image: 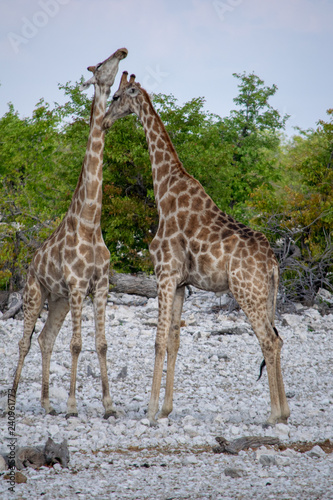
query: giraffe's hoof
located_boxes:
[277,416,289,425]
[103,410,118,420]
[149,418,159,428]
[65,412,78,419]
[47,409,57,416]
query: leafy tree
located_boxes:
[0,102,65,288]
[248,109,333,304]
[218,72,289,216]
[0,83,91,289]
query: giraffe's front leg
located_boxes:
[93,278,117,419]
[148,280,177,426]
[66,290,84,418]
[160,286,185,419]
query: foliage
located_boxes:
[218,72,289,217]
[0,73,331,303]
[248,109,333,304]
[0,85,89,289]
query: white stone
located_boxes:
[140,418,150,427]
[134,424,146,437]
[182,455,198,465]
[0,289,332,498]
[0,455,7,471]
[306,445,326,458]
[182,415,199,426]
[255,446,276,460]
[282,314,301,327]
[275,455,291,466]
[184,425,199,438]
[274,423,290,438]
[50,386,68,400]
[281,448,299,458]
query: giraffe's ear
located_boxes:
[80,75,96,91]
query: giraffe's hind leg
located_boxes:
[256,319,290,426]
[38,297,70,415]
[11,268,45,408]
[231,283,289,426]
[160,285,185,419]
[271,325,290,424]
[242,307,289,425]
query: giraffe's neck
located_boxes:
[138,95,187,214]
[68,85,109,226]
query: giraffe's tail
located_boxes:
[268,265,279,326]
[257,326,279,381]
[258,265,280,381]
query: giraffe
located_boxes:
[103,72,291,427]
[11,48,128,419]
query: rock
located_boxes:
[224,467,247,478]
[255,446,276,460]
[140,418,150,427]
[275,455,291,466]
[281,448,299,458]
[0,454,7,471]
[117,366,128,379]
[306,445,326,458]
[214,436,280,455]
[259,455,277,466]
[1,287,332,498]
[315,287,333,306]
[211,321,250,336]
[184,425,199,438]
[182,455,198,465]
[274,423,290,439]
[134,424,146,437]
[4,471,27,483]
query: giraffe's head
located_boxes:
[103,71,143,129]
[80,48,128,92]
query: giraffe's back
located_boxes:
[150,176,278,295]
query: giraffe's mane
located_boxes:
[139,87,206,189]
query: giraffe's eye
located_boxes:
[113,95,120,101]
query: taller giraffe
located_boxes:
[11,48,128,419]
[103,72,290,427]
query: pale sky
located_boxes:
[1,0,332,136]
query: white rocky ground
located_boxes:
[0,289,332,499]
